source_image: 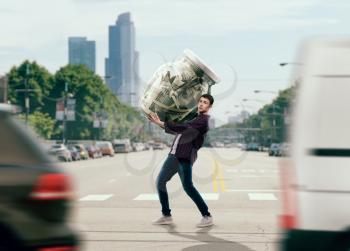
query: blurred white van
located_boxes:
[281,37,350,250]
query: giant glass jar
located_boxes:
[141,49,220,122]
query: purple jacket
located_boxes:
[164,113,210,164]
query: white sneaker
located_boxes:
[196,216,213,228]
[153,216,173,225]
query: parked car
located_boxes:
[152,142,166,150]
[96,141,115,157]
[279,143,290,157]
[67,145,81,161]
[245,142,260,151]
[281,37,350,250]
[113,139,133,153]
[0,104,79,250]
[74,144,89,160]
[85,145,102,159]
[48,144,72,162]
[132,142,145,152]
[269,143,281,156]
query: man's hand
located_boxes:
[147,112,165,128]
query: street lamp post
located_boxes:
[62,82,68,144]
[62,82,74,145]
[279,62,303,67]
[24,64,30,125]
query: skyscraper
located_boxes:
[105,12,140,107]
[68,37,96,73]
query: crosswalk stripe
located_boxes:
[133,193,220,201]
[227,189,280,192]
[248,193,277,201]
[79,194,114,201]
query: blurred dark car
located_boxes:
[246,142,260,151]
[152,142,165,150]
[268,143,281,156]
[48,144,72,162]
[85,145,102,159]
[74,144,89,160]
[0,105,79,250]
[67,145,81,161]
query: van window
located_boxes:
[305,76,350,148]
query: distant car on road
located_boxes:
[48,144,72,162]
[67,145,81,161]
[113,139,133,153]
[85,145,102,159]
[268,143,281,156]
[96,141,115,157]
[245,142,260,151]
[152,142,166,150]
[132,142,145,152]
[74,144,89,160]
[0,104,79,250]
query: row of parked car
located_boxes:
[236,142,290,157]
[47,140,168,162]
[47,142,114,162]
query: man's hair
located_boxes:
[200,94,214,105]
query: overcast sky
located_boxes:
[1,0,349,124]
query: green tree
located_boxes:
[47,64,149,141]
[19,111,55,139]
[7,61,53,113]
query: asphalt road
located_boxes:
[62,147,283,251]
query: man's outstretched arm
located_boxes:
[147,112,207,134]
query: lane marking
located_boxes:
[227,189,280,192]
[212,159,219,193]
[233,175,276,178]
[217,161,227,192]
[201,193,219,200]
[134,193,158,201]
[248,193,277,201]
[226,169,238,173]
[79,194,114,201]
[133,193,219,201]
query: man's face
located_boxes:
[197,97,212,113]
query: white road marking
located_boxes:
[226,169,278,174]
[133,193,219,201]
[248,193,277,201]
[134,193,158,200]
[226,169,239,173]
[79,194,114,201]
[227,189,280,192]
[234,175,276,178]
[200,193,219,200]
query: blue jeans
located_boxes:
[156,155,211,217]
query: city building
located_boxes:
[68,37,96,73]
[228,110,250,124]
[105,12,140,107]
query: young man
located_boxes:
[148,94,214,228]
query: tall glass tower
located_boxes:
[68,37,96,73]
[105,12,140,107]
